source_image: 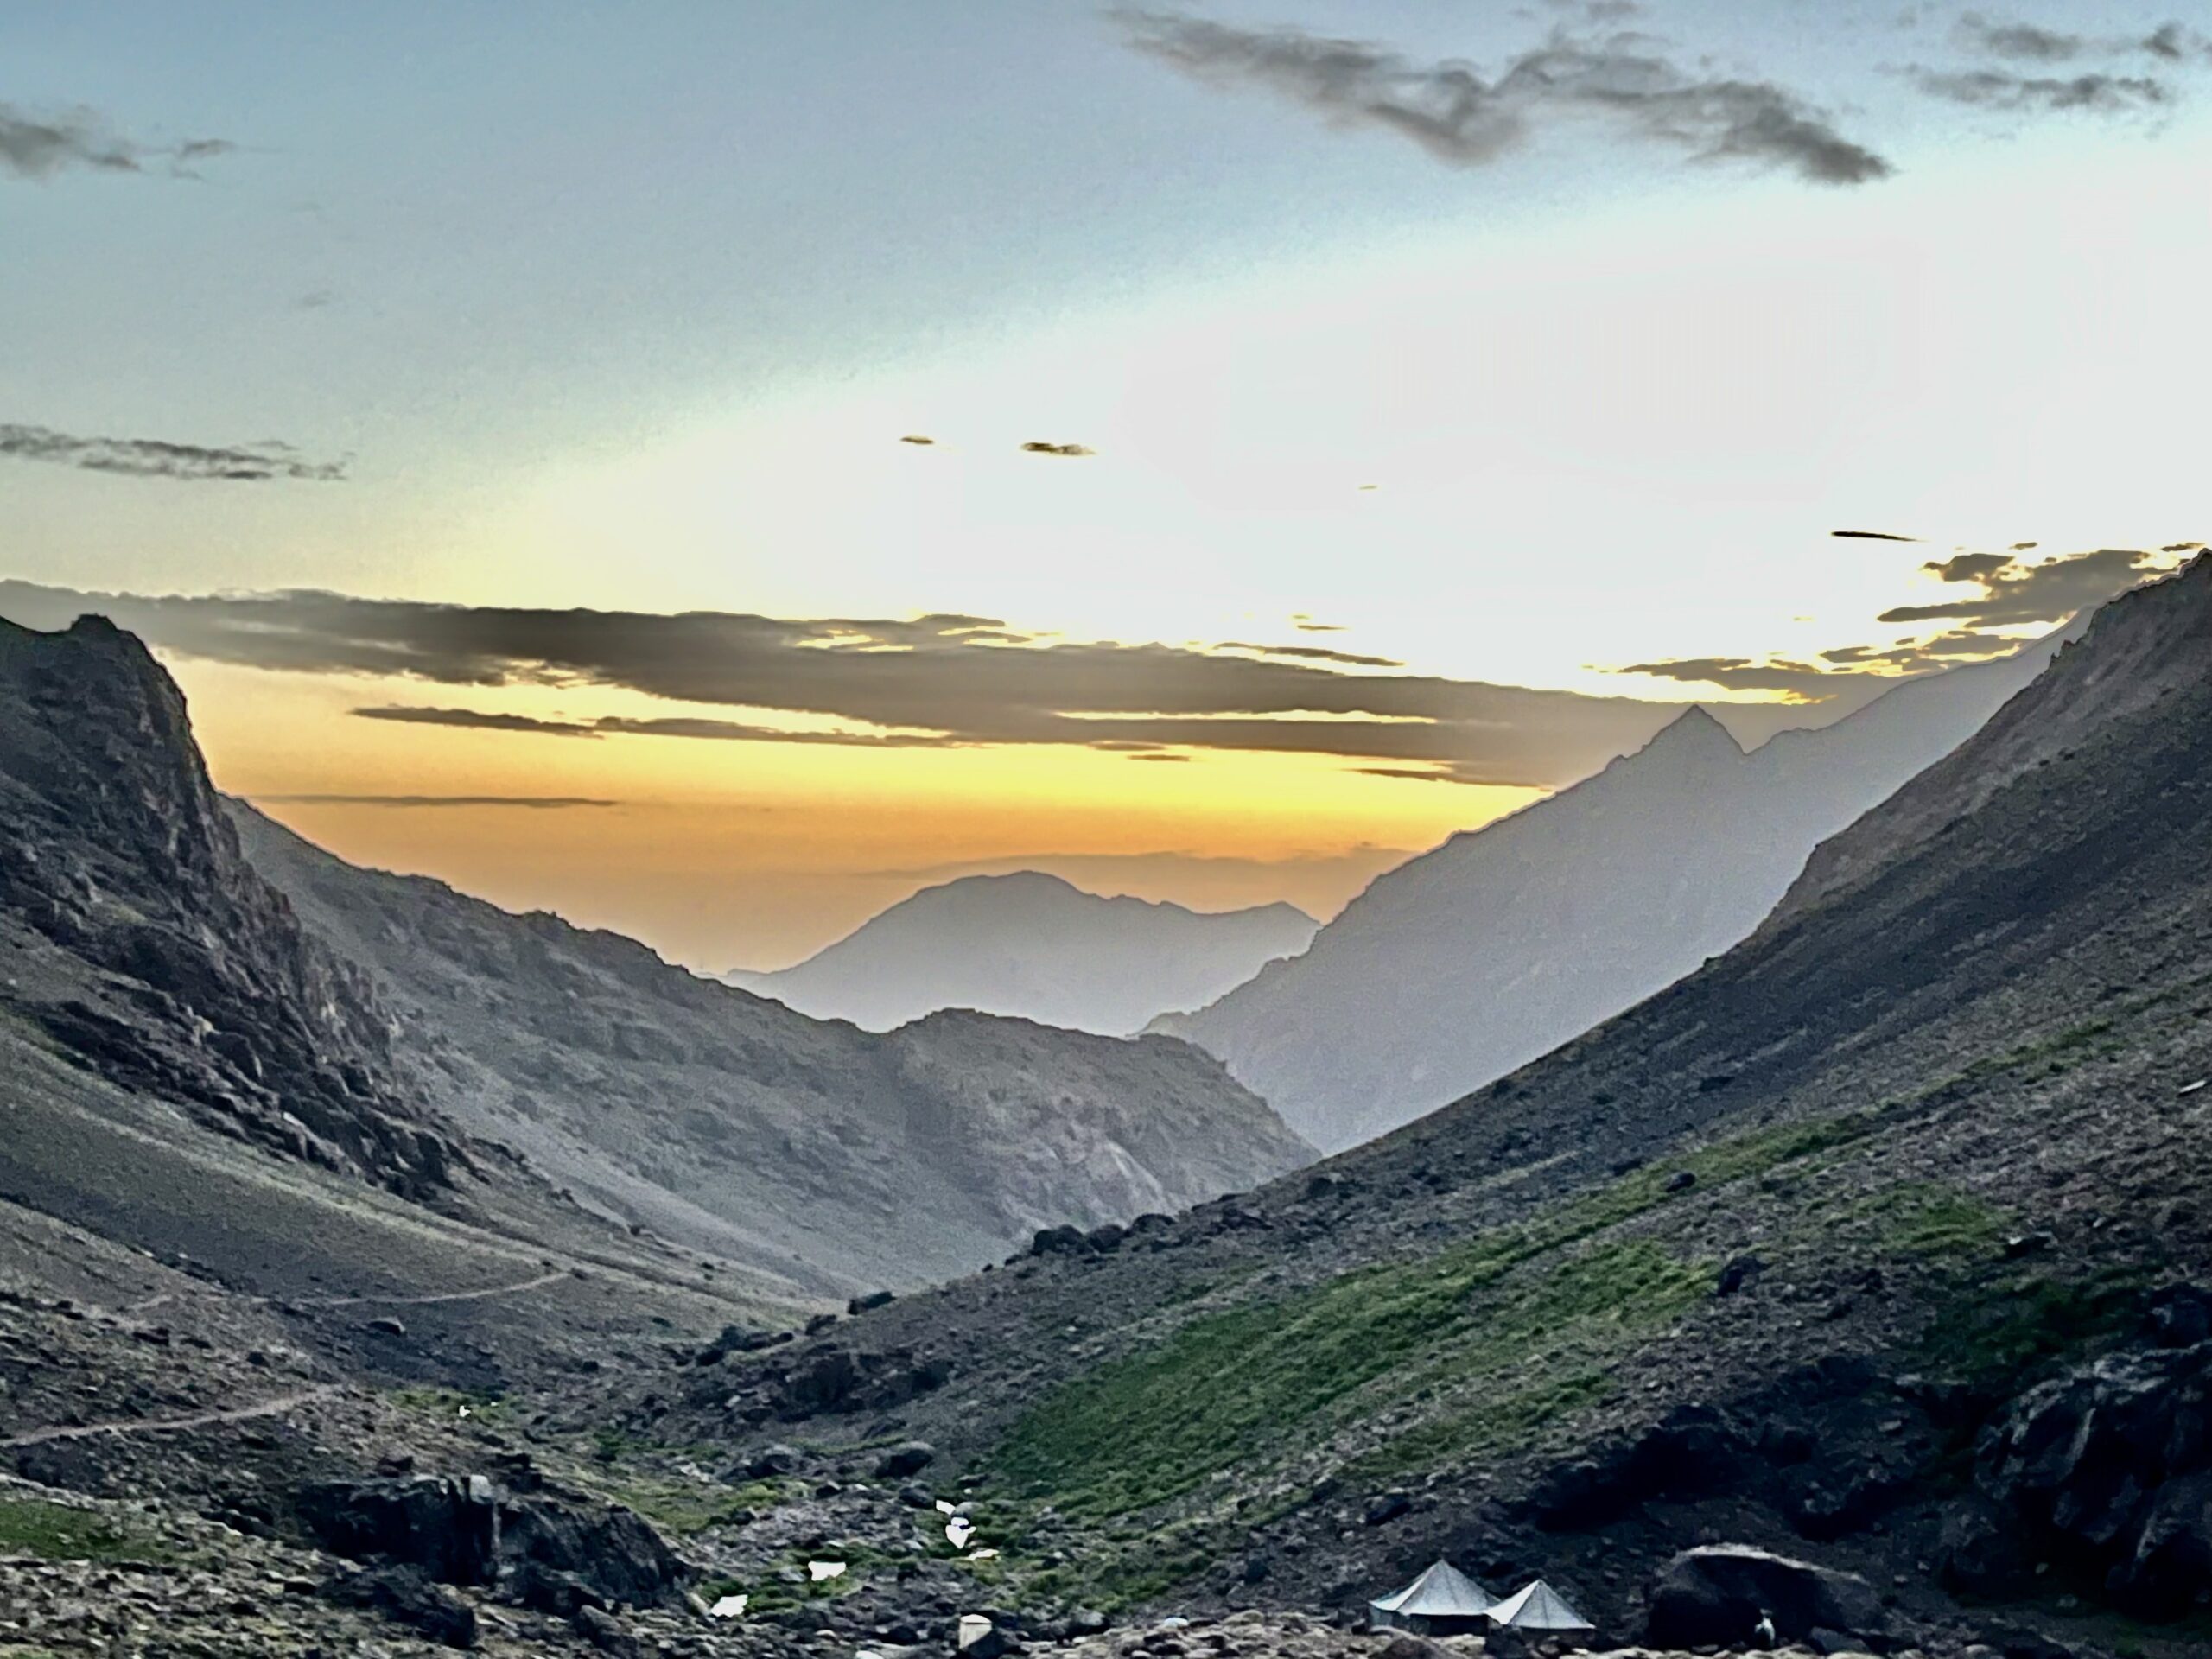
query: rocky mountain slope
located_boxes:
[0,610,1310,1655]
[234,808,1312,1298]
[724,871,1318,1036]
[1155,626,2077,1152]
[657,556,2212,1656]
[0,615,458,1198]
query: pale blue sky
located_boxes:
[4,3,2209,962]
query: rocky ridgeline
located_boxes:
[0,615,460,1197]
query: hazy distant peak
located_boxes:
[730,868,1321,1035]
[1640,703,1745,761]
[912,870,1313,927]
[927,869,1086,902]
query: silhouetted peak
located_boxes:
[1635,705,1745,766]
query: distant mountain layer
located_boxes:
[235,812,1313,1298]
[0,612,1312,1306]
[724,872,1319,1036]
[1154,628,2076,1152]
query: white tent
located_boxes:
[1485,1579,1596,1638]
[1369,1560,1498,1635]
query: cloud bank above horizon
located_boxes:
[0,546,2180,790]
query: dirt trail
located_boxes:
[0,1385,339,1449]
[127,1266,569,1316]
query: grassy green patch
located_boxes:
[989,1113,1857,1520]
[1923,1265,2150,1382]
[1866,1184,2009,1260]
[1345,1369,1615,1484]
[392,1385,508,1425]
[0,1496,165,1563]
[582,1473,787,1535]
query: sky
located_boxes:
[3,2,2207,968]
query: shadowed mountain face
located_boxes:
[671,555,2212,1647]
[725,872,1319,1035]
[233,810,1313,1299]
[0,616,459,1198]
[1154,629,2077,1152]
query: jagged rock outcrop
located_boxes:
[0,615,459,1197]
[296,1472,688,1610]
[1644,1544,1890,1649]
[1951,1296,2212,1618]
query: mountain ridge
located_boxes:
[1154,626,2081,1151]
[724,868,1319,1035]
[231,800,1314,1296]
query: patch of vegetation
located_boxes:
[1923,1264,2150,1382]
[392,1384,507,1425]
[0,1495,165,1563]
[583,1472,787,1535]
[1866,1183,2010,1260]
[988,1111,1850,1519]
[1345,1369,1614,1484]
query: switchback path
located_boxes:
[125,1266,569,1316]
[0,1385,340,1449]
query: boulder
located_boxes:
[2110,1470,2212,1619]
[1028,1225,1089,1257]
[746,1444,804,1478]
[511,1562,605,1618]
[2144,1284,2212,1349]
[1644,1543,1888,1649]
[295,1476,499,1586]
[575,1603,642,1658]
[1939,1495,2029,1597]
[499,1495,688,1609]
[874,1440,937,1479]
[1362,1491,1410,1525]
[324,1565,479,1649]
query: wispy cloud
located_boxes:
[1217,640,1405,667]
[1116,10,1891,184]
[1831,529,1921,542]
[1910,69,2167,111]
[1907,14,2209,114]
[1,104,234,181]
[253,793,619,809]
[354,706,956,747]
[1954,13,2088,61]
[0,423,346,483]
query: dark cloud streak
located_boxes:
[0,423,346,483]
[1116,10,1891,184]
[1877,547,2164,626]
[0,580,1716,789]
[1621,546,2175,694]
[1,104,234,181]
[1910,69,2167,111]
